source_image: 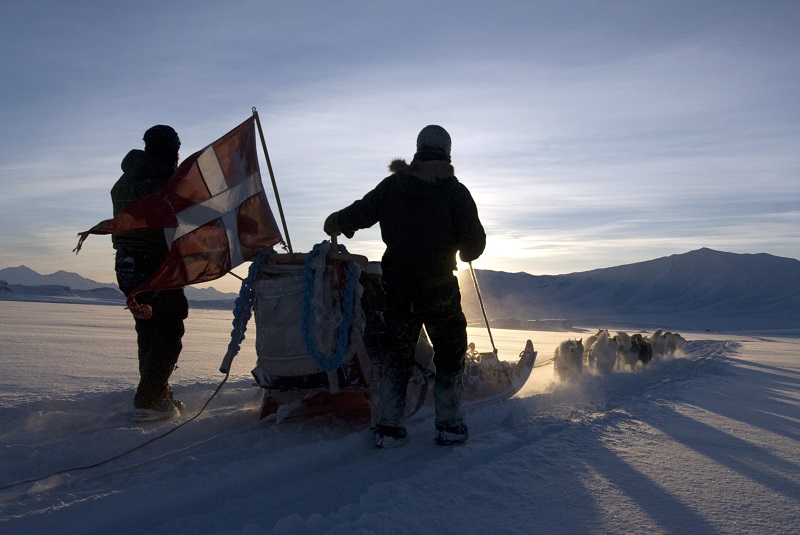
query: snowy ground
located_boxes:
[1,302,798,534]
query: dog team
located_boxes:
[554,328,687,380]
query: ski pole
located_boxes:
[469,262,497,356]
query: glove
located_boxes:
[324,212,342,236]
[325,211,355,238]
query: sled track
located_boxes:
[455,339,740,449]
[359,340,742,465]
[0,341,740,517]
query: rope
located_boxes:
[0,372,230,492]
[1,252,272,492]
[534,356,556,368]
[469,262,498,356]
[301,241,360,372]
[220,250,272,373]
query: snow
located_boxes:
[457,248,800,332]
[1,301,799,534]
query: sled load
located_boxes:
[247,241,537,423]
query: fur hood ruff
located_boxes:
[389,158,454,183]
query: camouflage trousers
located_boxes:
[378,277,467,428]
[115,250,188,408]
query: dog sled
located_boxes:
[242,241,537,423]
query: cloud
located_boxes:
[1,1,798,291]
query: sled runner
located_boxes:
[248,241,536,423]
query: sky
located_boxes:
[1,0,798,293]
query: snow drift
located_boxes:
[1,302,798,534]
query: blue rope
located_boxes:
[301,241,361,372]
[227,249,273,357]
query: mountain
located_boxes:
[2,249,798,330]
[0,265,118,290]
[0,265,238,304]
[457,248,800,331]
[183,285,238,301]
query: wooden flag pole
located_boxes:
[252,107,293,253]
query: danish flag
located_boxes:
[75,116,283,316]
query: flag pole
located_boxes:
[252,107,293,253]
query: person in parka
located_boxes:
[111,125,189,422]
[324,125,486,447]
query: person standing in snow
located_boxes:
[324,125,486,447]
[111,125,188,422]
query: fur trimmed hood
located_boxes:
[333,153,485,281]
[389,158,455,183]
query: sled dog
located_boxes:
[587,329,618,375]
[614,331,639,371]
[554,339,584,381]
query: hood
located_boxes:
[389,158,455,183]
[120,149,175,181]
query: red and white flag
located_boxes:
[75,116,283,315]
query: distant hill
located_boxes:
[0,265,238,304]
[0,281,126,305]
[2,249,798,331]
[457,248,800,331]
[0,265,118,290]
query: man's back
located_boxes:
[338,157,485,284]
[110,148,173,255]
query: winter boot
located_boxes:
[133,398,180,423]
[435,423,469,445]
[169,397,186,413]
[166,387,185,413]
[373,424,409,449]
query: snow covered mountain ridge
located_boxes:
[0,265,237,304]
[2,248,798,331]
[457,248,799,331]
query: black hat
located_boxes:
[143,125,181,151]
[416,125,451,157]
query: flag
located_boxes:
[75,116,283,317]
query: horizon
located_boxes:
[1,2,798,294]
[3,245,798,291]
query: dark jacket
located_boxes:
[110,149,174,256]
[337,158,486,287]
